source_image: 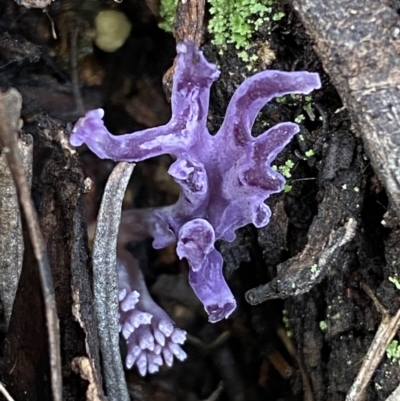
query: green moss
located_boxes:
[158,0,178,32]
[208,0,277,60]
[389,276,400,290]
[272,160,294,192]
[279,159,295,178]
[272,11,285,21]
[237,50,250,62]
[303,100,316,121]
[283,184,292,193]
[387,340,400,363]
[319,321,327,331]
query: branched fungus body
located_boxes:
[71,40,320,325]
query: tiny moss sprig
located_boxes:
[294,114,306,124]
[272,159,295,179]
[280,94,317,125]
[319,321,327,331]
[271,159,295,193]
[302,96,315,120]
[272,159,295,193]
[389,276,400,290]
[387,340,400,363]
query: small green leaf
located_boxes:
[295,114,306,123]
[389,276,400,290]
[272,11,285,21]
[283,184,292,193]
[387,339,400,362]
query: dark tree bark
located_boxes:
[3,113,104,401]
[292,0,400,220]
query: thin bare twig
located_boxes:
[186,331,231,352]
[267,350,293,379]
[346,283,400,401]
[201,382,224,401]
[0,382,15,401]
[277,326,314,401]
[92,162,134,401]
[360,282,388,316]
[43,9,57,39]
[0,89,62,401]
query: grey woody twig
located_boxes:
[0,382,15,401]
[0,88,62,401]
[92,162,134,401]
[346,283,400,401]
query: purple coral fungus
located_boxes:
[118,247,187,375]
[71,40,321,324]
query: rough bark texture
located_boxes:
[163,0,206,98]
[0,133,32,327]
[292,0,400,220]
[4,114,103,401]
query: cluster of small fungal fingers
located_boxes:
[118,288,187,376]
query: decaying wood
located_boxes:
[246,217,357,305]
[163,0,206,98]
[5,241,51,400]
[0,132,32,327]
[2,108,104,400]
[0,88,62,401]
[246,187,357,304]
[292,0,400,220]
[30,119,104,400]
[174,0,205,45]
[71,357,104,401]
[92,162,134,401]
[0,89,62,401]
[0,32,41,65]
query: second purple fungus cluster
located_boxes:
[71,40,321,374]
